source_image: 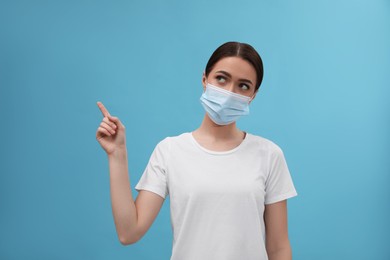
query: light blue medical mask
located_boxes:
[200,83,252,125]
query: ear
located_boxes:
[202,72,207,91]
[249,91,257,104]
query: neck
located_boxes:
[194,114,244,141]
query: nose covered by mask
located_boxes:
[200,83,252,125]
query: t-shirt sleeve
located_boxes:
[134,138,170,199]
[264,145,297,205]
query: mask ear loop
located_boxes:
[249,93,256,103]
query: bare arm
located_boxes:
[108,147,137,244]
[96,101,165,245]
[264,200,292,260]
[108,148,164,245]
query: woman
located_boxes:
[96,42,298,260]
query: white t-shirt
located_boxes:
[135,132,297,260]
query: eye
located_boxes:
[240,84,250,91]
[216,75,226,83]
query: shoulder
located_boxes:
[245,133,284,155]
[155,132,191,149]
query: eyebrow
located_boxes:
[216,70,253,85]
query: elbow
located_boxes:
[119,236,137,246]
[119,233,139,246]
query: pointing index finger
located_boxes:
[97,101,111,117]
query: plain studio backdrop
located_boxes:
[0,1,389,259]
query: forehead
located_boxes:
[210,56,257,83]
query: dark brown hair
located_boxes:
[205,42,264,92]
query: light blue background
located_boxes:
[1,0,389,259]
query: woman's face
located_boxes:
[202,56,257,100]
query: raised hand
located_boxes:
[96,101,126,155]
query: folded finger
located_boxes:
[98,126,111,136]
[108,115,124,128]
[100,121,116,134]
[103,117,117,129]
